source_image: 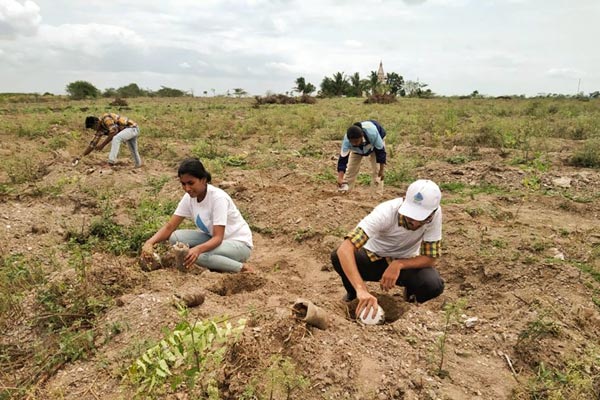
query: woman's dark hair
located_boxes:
[346,124,364,140]
[85,116,99,129]
[178,157,212,183]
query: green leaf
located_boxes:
[142,353,152,364]
[158,359,172,375]
[136,359,147,373]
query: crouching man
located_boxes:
[331,179,445,318]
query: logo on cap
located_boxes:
[413,192,424,203]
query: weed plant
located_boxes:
[0,254,45,330]
[127,308,246,398]
[570,137,600,168]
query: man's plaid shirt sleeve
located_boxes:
[420,241,442,258]
[345,226,369,249]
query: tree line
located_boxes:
[294,70,433,98]
[65,67,433,100]
[65,81,191,100]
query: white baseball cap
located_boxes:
[398,179,442,221]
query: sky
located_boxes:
[0,0,599,97]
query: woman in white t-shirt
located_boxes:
[141,158,254,272]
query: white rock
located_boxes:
[464,317,479,328]
[552,177,572,188]
[549,247,565,260]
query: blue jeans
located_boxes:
[169,229,251,272]
[108,126,142,167]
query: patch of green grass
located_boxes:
[356,173,372,186]
[570,138,600,168]
[313,169,336,183]
[439,182,466,193]
[465,207,485,217]
[147,175,171,195]
[491,239,507,248]
[48,136,68,150]
[514,351,600,400]
[572,262,600,284]
[73,198,176,257]
[298,145,324,158]
[445,155,471,165]
[518,313,560,342]
[223,154,248,167]
[0,254,46,329]
[2,156,47,184]
[294,227,318,242]
[40,176,80,197]
[191,141,229,160]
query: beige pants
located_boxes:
[344,152,378,188]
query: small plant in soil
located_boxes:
[126,308,246,398]
[434,298,467,378]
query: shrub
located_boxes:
[253,94,315,106]
[65,80,100,100]
[569,138,600,168]
[364,93,397,104]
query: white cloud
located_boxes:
[271,17,288,33]
[264,62,304,74]
[475,52,523,69]
[344,40,362,48]
[0,0,41,36]
[179,62,191,69]
[546,68,584,80]
[39,23,146,56]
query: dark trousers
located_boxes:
[331,247,444,303]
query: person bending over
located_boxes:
[331,179,445,318]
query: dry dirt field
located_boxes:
[1,97,600,399]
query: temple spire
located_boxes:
[377,61,385,83]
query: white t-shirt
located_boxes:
[174,184,253,248]
[358,198,442,259]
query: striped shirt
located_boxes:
[98,113,137,136]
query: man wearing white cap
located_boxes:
[331,179,445,318]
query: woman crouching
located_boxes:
[141,157,254,272]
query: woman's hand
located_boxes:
[184,246,203,268]
[141,242,154,257]
[140,242,158,269]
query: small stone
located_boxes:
[552,177,572,188]
[464,317,479,328]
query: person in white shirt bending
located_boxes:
[331,179,445,318]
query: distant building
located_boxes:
[377,61,385,83]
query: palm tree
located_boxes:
[367,71,381,95]
[295,77,307,94]
[349,72,364,97]
[294,77,316,95]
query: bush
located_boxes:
[109,97,129,107]
[65,80,100,100]
[154,86,187,97]
[364,93,397,104]
[569,138,600,168]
